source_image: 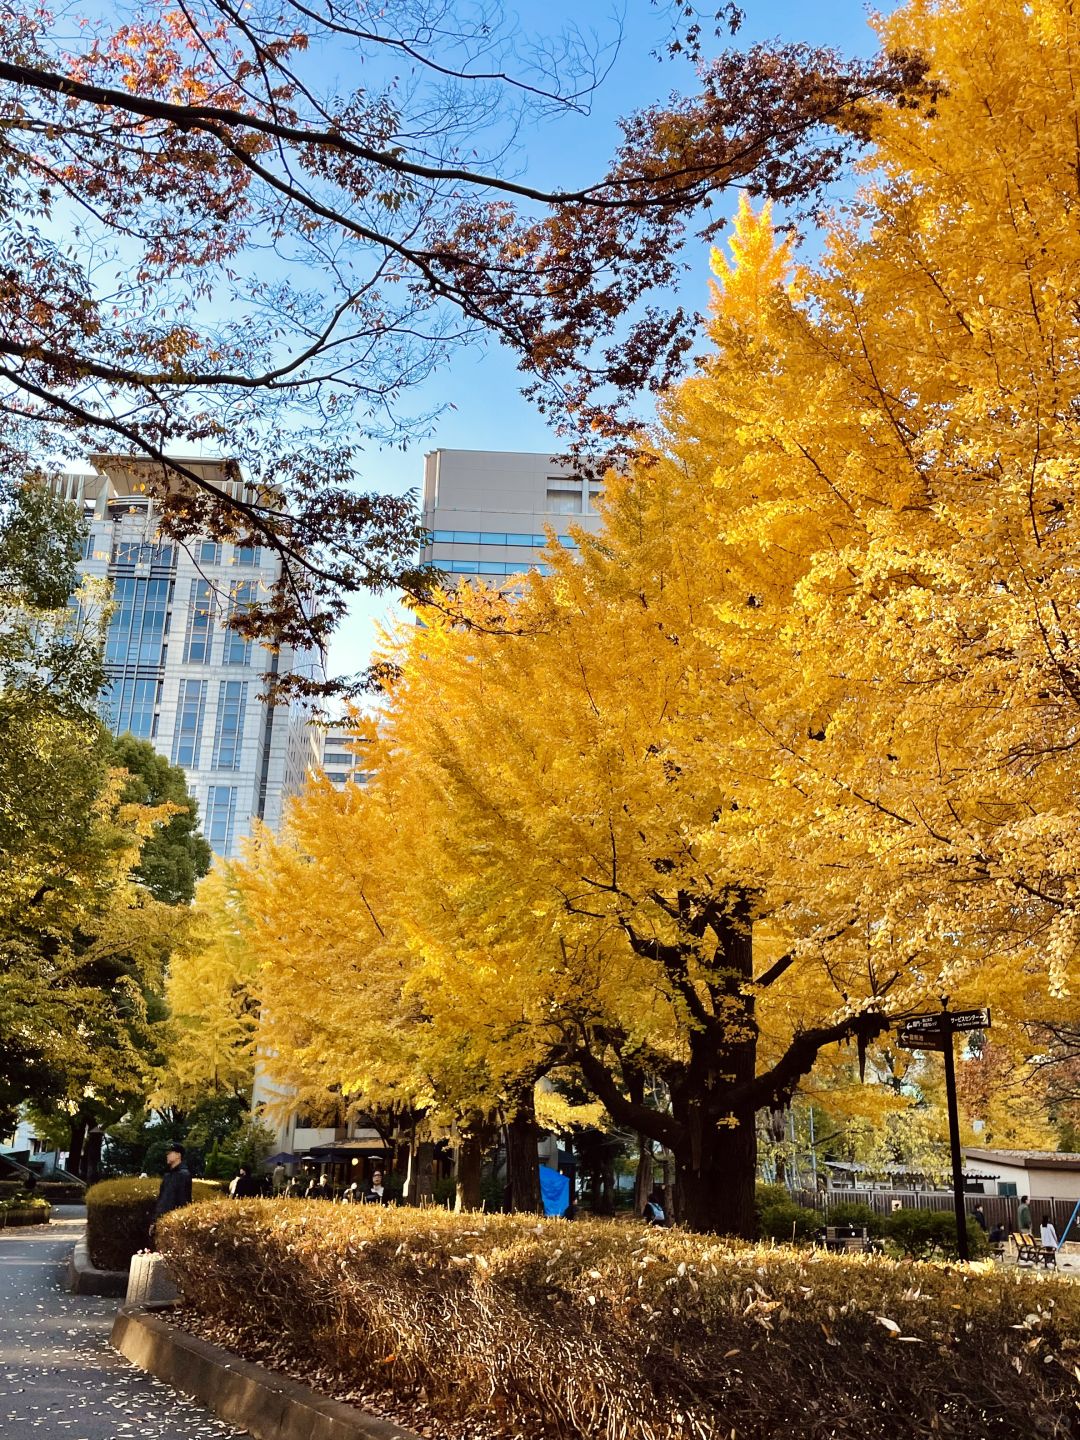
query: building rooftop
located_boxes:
[963,1147,1080,1172]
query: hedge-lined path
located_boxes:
[0,1208,245,1439]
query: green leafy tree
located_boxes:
[110,736,211,905]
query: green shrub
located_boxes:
[85,1176,221,1270]
[755,1182,792,1210]
[757,1200,818,1242]
[0,1196,50,1227]
[0,1179,86,1203]
[884,1208,989,1261]
[159,1203,1079,1440]
[432,1176,457,1208]
[825,1201,886,1236]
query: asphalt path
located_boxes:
[0,1207,244,1439]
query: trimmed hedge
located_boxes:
[0,1197,50,1228]
[0,1179,83,1203]
[160,1202,1080,1440]
[86,1176,221,1270]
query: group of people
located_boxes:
[249,1164,390,1205]
[974,1196,1060,1250]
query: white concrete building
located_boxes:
[963,1147,1080,1202]
[421,448,604,580]
[50,457,323,857]
[319,725,369,789]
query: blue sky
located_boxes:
[330,0,889,678]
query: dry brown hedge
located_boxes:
[159,1201,1080,1440]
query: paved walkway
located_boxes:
[0,1208,244,1439]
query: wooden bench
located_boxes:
[1012,1232,1054,1267]
[1013,1232,1039,1265]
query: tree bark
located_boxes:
[413,1140,435,1203]
[67,1117,87,1179]
[504,1093,543,1215]
[674,1108,758,1237]
[455,1131,484,1212]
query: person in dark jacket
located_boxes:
[642,1187,669,1227]
[149,1144,192,1250]
[154,1145,193,1219]
[230,1163,260,1198]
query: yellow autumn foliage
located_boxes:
[217,0,1080,1232]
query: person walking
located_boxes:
[272,1162,286,1194]
[151,1143,192,1247]
[972,1204,988,1232]
[1017,1194,1033,1233]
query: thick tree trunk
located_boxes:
[84,1127,104,1184]
[455,1131,484,1212]
[674,1109,758,1237]
[504,1095,542,1215]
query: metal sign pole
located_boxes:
[940,1012,969,1262]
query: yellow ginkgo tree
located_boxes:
[218,0,1080,1234]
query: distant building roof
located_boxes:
[963,1147,1080,1173]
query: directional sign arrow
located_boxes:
[897,1032,947,1051]
[902,1013,950,1033]
[948,1008,991,1032]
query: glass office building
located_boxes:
[50,457,323,858]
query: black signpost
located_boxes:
[896,1007,990,1263]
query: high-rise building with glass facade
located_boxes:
[49,456,323,857]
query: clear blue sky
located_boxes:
[330,0,889,679]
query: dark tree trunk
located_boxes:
[413,1140,435,1203]
[84,1127,104,1184]
[673,1108,758,1237]
[672,892,759,1237]
[504,1094,542,1215]
[455,1131,484,1212]
[67,1117,88,1180]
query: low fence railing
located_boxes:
[791,1188,1080,1240]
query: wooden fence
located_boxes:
[792,1188,1080,1240]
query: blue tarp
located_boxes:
[539,1164,570,1217]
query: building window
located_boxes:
[200,541,222,565]
[546,481,581,514]
[172,679,206,766]
[104,675,158,739]
[234,545,261,566]
[224,580,258,665]
[212,680,248,769]
[183,580,215,663]
[205,785,238,853]
[113,541,174,567]
[105,577,170,666]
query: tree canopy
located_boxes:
[0,0,929,693]
[0,486,198,1149]
[110,735,211,905]
[170,0,1080,1230]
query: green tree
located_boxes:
[110,735,210,905]
[0,484,189,1159]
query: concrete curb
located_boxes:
[110,1304,422,1440]
[67,1238,127,1297]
